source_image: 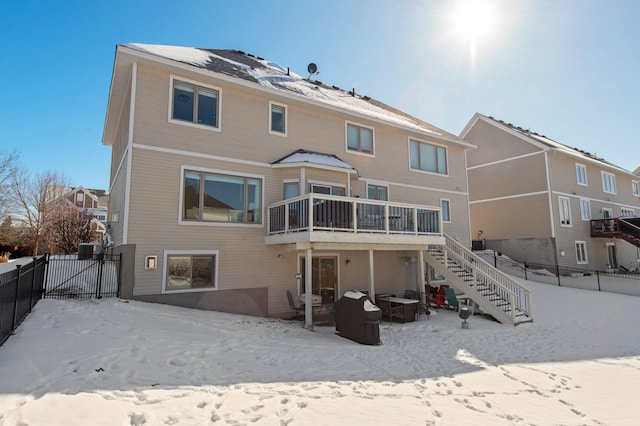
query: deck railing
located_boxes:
[268,194,442,236]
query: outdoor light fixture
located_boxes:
[345,259,351,265]
[459,307,470,329]
[277,254,285,259]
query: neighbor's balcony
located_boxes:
[265,193,444,246]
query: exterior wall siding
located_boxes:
[107,54,474,318]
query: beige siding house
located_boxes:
[463,113,640,272]
[101,44,532,326]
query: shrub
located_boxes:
[0,252,9,263]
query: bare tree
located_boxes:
[0,149,19,215]
[45,206,97,254]
[8,169,69,256]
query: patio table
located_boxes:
[376,296,419,323]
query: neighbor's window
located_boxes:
[183,170,262,224]
[575,241,588,264]
[172,79,219,128]
[601,171,617,194]
[367,184,388,201]
[579,199,591,221]
[410,139,448,175]
[632,180,639,197]
[346,123,374,155]
[441,199,451,222]
[559,196,572,226]
[621,208,634,217]
[576,164,587,186]
[164,251,218,293]
[270,102,287,135]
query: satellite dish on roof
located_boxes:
[307,62,318,79]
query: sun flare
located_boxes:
[451,0,496,46]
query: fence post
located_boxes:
[524,262,528,281]
[596,270,601,291]
[556,264,561,286]
[42,253,50,298]
[95,252,105,299]
[29,257,37,312]
[12,264,22,331]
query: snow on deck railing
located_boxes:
[268,194,442,236]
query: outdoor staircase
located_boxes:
[424,234,533,326]
[591,217,640,248]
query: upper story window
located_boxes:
[576,164,587,186]
[441,199,451,222]
[632,180,639,197]
[559,196,572,226]
[367,184,388,201]
[269,101,287,136]
[346,122,374,155]
[601,171,617,194]
[182,169,262,224]
[171,77,220,129]
[409,139,448,175]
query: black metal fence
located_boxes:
[43,252,121,299]
[480,251,640,295]
[0,256,47,346]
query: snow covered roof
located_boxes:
[478,114,631,173]
[271,149,356,173]
[122,43,462,142]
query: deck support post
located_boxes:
[304,247,313,330]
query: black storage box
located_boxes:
[334,291,382,345]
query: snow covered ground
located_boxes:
[1,278,640,425]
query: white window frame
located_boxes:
[632,180,639,197]
[283,179,299,199]
[621,208,634,217]
[575,241,588,264]
[602,207,613,218]
[310,182,346,196]
[579,199,591,221]
[162,250,219,294]
[367,183,389,201]
[345,121,375,156]
[269,101,287,136]
[576,163,588,186]
[440,198,451,223]
[169,75,222,132]
[559,196,572,227]
[601,171,617,194]
[178,166,264,227]
[408,137,449,176]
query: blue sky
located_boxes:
[2,0,639,190]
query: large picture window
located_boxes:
[171,78,219,128]
[346,123,374,155]
[409,139,447,175]
[183,170,262,224]
[164,251,218,293]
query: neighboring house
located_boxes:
[101,44,532,326]
[462,113,640,272]
[58,186,109,239]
